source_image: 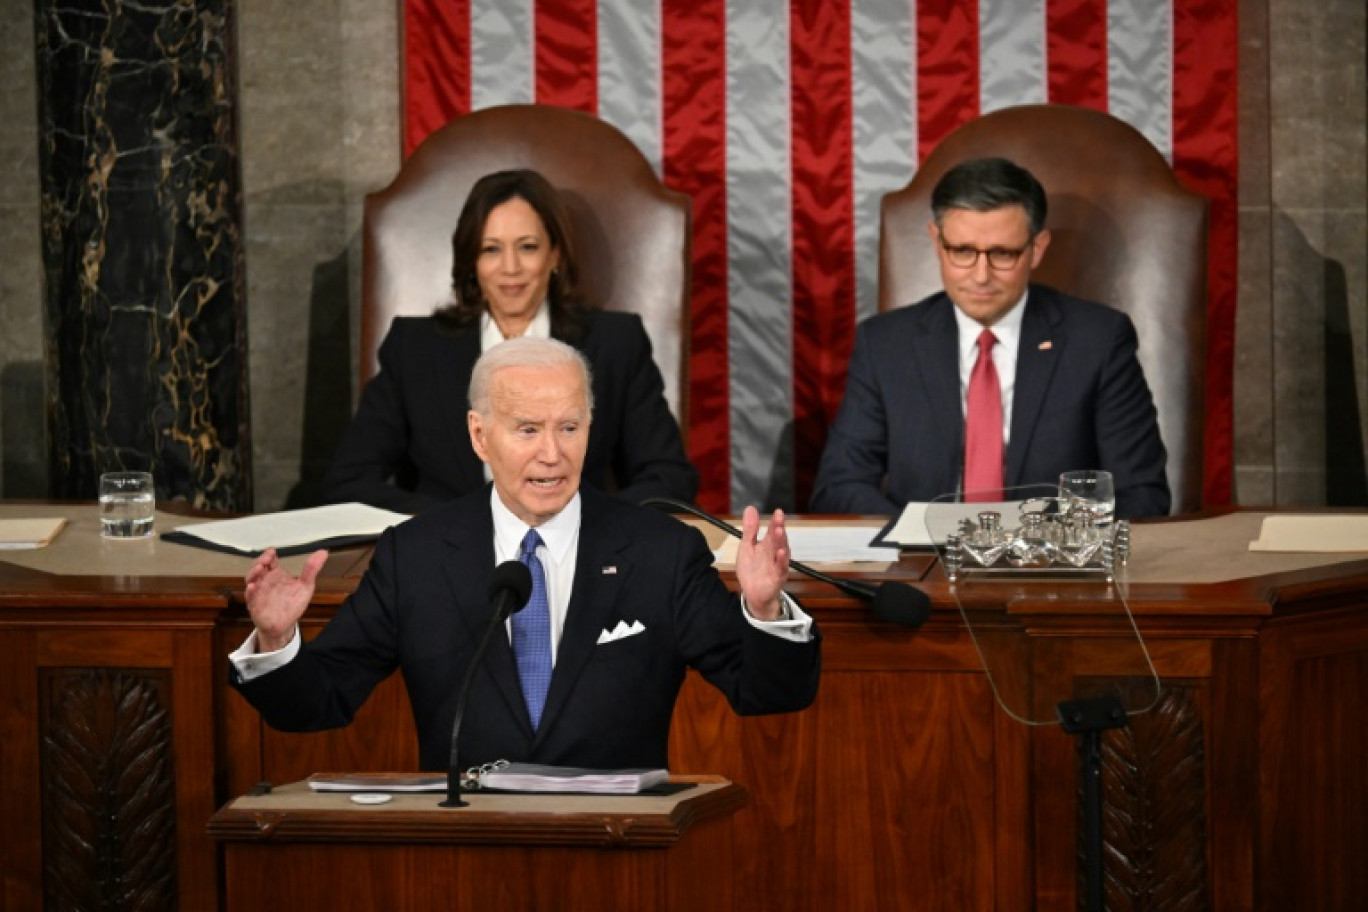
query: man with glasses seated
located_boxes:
[811,156,1170,519]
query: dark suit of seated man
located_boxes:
[231,336,821,772]
[810,157,1170,520]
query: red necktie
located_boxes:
[964,329,1003,501]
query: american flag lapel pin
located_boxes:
[1038,340,1053,351]
[602,566,618,575]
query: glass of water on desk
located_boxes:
[1059,469,1115,526]
[100,471,155,539]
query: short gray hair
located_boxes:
[468,336,595,417]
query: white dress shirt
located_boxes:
[479,303,550,348]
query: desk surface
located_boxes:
[0,503,332,579]
[4,503,1368,596]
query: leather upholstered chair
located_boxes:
[361,104,692,425]
[879,104,1208,514]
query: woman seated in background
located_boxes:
[322,168,699,513]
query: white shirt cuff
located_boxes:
[229,626,302,681]
[741,593,813,643]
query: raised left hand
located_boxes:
[735,506,788,620]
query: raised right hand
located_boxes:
[244,547,329,652]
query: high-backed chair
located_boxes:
[361,104,692,425]
[879,104,1207,514]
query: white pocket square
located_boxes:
[596,619,645,645]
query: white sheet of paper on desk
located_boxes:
[882,501,1008,548]
[169,503,410,553]
[713,525,890,564]
[881,502,936,547]
[1249,514,1368,552]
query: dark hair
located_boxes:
[435,169,589,339]
[930,157,1048,235]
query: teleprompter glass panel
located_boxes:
[924,484,1160,726]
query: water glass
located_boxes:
[99,471,155,539]
[1058,470,1115,526]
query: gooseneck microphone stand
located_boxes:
[441,561,532,808]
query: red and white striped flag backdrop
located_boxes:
[404,0,1237,515]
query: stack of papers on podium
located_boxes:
[308,772,444,792]
[162,503,410,557]
[480,763,668,794]
[305,765,669,795]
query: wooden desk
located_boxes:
[3,506,1366,910]
[209,777,745,911]
[0,505,355,912]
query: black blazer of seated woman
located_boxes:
[322,309,699,513]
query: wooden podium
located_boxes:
[208,776,745,911]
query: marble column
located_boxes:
[35,0,251,511]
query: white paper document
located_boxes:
[479,763,668,794]
[1249,514,1368,552]
[879,501,1022,548]
[305,764,668,795]
[164,503,410,556]
[878,502,935,548]
[713,524,892,564]
[307,772,445,793]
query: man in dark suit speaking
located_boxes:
[230,336,821,772]
[810,157,1170,520]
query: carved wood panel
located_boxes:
[40,668,177,911]
[1078,681,1208,912]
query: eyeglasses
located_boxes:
[939,238,1033,270]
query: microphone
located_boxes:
[640,498,931,628]
[441,559,533,807]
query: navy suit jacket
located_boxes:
[232,488,822,771]
[323,310,699,513]
[810,285,1170,519]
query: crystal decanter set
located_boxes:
[939,500,1130,582]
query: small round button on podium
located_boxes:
[350,793,393,805]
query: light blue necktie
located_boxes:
[512,529,552,730]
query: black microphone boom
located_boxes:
[639,498,930,628]
[441,559,533,807]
